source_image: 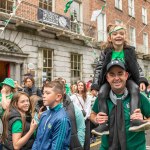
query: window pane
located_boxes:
[48,59,52,67]
[0,0,13,13]
[71,53,82,84]
[39,0,52,11]
[70,1,80,21]
[42,49,53,83]
[43,59,47,67]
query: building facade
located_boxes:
[91,0,150,80]
[0,0,150,87]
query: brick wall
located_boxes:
[91,0,150,51]
[14,0,150,51]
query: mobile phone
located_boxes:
[35,100,46,112]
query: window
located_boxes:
[42,49,53,82]
[39,0,52,11]
[70,1,81,21]
[129,26,136,47]
[144,65,148,79]
[0,0,13,13]
[143,33,148,54]
[128,0,135,17]
[142,7,147,24]
[115,0,122,10]
[71,53,82,84]
[97,13,106,42]
[70,1,82,34]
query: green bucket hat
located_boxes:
[0,78,15,88]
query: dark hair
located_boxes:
[24,76,35,85]
[77,81,87,101]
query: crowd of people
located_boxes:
[0,76,98,150]
[0,23,150,150]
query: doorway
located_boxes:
[0,61,10,82]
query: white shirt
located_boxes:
[70,93,91,120]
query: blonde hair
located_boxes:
[100,23,129,50]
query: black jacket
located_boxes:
[92,45,148,90]
[3,109,34,150]
[63,94,83,150]
[24,85,42,97]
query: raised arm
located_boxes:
[12,119,37,150]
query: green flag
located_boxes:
[101,3,106,11]
[64,0,73,13]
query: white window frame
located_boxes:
[143,32,149,54]
[128,0,135,17]
[70,53,82,84]
[97,13,106,42]
[115,0,122,10]
[142,7,147,24]
[129,26,136,47]
[38,48,53,88]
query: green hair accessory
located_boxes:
[109,26,125,35]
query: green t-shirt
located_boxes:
[11,119,37,137]
[92,93,150,150]
[0,93,13,117]
[12,120,23,133]
[112,49,125,63]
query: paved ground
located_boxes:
[90,136,101,150]
[90,130,150,150]
[90,141,100,150]
[146,130,150,150]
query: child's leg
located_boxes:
[91,83,110,136]
[98,83,110,114]
[126,80,139,115]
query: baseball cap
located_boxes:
[106,60,126,72]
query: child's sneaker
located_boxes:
[91,123,109,136]
[129,119,150,132]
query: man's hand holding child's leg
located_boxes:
[129,109,150,132]
[92,112,109,136]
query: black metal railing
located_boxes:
[0,0,96,38]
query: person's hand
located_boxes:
[30,119,38,133]
[1,87,7,95]
[38,106,45,119]
[130,109,143,120]
[95,112,108,124]
[140,83,146,92]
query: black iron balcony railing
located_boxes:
[0,0,96,38]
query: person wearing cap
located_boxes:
[0,78,15,117]
[0,78,15,149]
[91,23,148,135]
[90,60,150,150]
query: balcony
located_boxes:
[0,0,96,42]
